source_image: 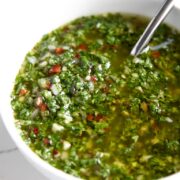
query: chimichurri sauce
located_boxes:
[11,14,180,179]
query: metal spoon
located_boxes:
[131,0,175,56]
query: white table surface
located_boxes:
[0,117,47,180]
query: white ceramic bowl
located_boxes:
[0,0,180,179]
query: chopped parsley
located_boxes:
[11,14,180,179]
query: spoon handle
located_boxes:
[131,0,175,56]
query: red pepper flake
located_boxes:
[33,127,39,135]
[35,97,48,111]
[43,138,50,145]
[87,114,94,121]
[39,103,47,112]
[95,114,104,121]
[77,44,88,51]
[90,76,97,82]
[151,51,161,59]
[75,53,80,59]
[49,64,61,74]
[19,89,28,96]
[96,115,103,121]
[52,149,59,156]
[55,47,64,55]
